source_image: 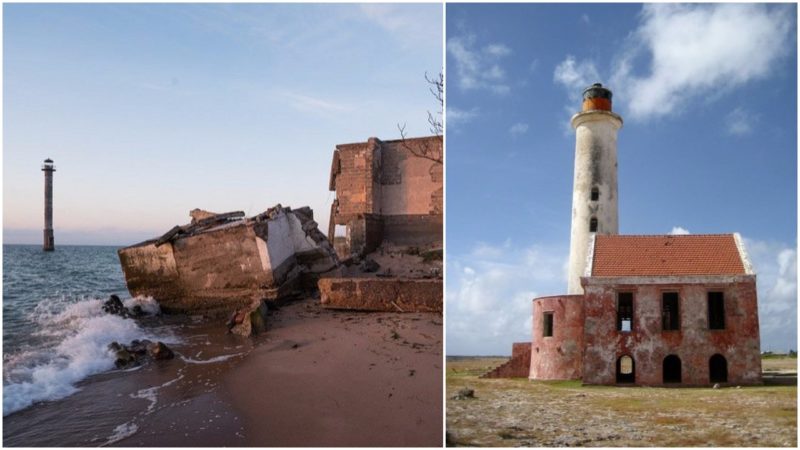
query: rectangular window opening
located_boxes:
[617,293,633,332]
[662,292,680,331]
[543,312,554,337]
[708,292,725,330]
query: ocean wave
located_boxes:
[3,296,169,416]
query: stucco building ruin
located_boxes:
[519,84,762,386]
[327,136,443,259]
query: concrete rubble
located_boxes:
[118,204,341,319]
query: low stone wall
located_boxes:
[318,278,442,312]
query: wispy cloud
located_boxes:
[447,106,479,128]
[447,34,512,94]
[610,4,793,121]
[581,14,591,24]
[726,107,757,136]
[280,91,352,114]
[554,55,601,98]
[509,122,529,137]
[358,4,441,48]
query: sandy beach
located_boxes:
[224,297,443,447]
[110,296,443,447]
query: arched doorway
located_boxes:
[709,354,728,383]
[663,355,682,383]
[616,355,635,383]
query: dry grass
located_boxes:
[446,357,797,447]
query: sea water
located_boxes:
[3,244,252,446]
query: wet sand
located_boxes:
[223,297,443,447]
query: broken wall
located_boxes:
[328,136,443,257]
[581,276,762,386]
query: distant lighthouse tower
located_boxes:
[42,158,56,251]
[566,84,623,294]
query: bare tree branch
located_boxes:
[398,70,443,164]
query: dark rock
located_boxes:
[147,341,174,360]
[452,388,475,400]
[359,258,380,273]
[128,339,152,355]
[108,341,123,352]
[102,295,127,316]
[114,348,137,369]
[131,305,144,316]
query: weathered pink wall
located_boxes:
[581,276,761,386]
[530,295,584,380]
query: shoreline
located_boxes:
[113,297,443,447]
[4,297,442,447]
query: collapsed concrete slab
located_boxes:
[118,205,339,315]
[318,278,442,313]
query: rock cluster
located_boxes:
[102,295,150,318]
[109,339,174,369]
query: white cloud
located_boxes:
[448,34,512,94]
[743,238,797,352]
[611,3,793,121]
[447,240,568,355]
[447,106,479,128]
[484,43,511,57]
[509,122,529,136]
[726,107,757,136]
[581,14,590,24]
[553,55,601,97]
[669,226,690,235]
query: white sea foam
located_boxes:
[103,421,139,446]
[2,297,169,416]
[123,296,161,315]
[179,353,244,365]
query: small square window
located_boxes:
[589,217,598,232]
[591,188,599,201]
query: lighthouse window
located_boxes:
[591,187,599,201]
[589,217,598,232]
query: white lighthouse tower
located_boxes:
[566,83,622,294]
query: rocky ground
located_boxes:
[446,357,797,447]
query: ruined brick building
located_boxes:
[495,84,762,386]
[327,136,443,259]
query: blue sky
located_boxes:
[4,3,442,245]
[446,3,797,355]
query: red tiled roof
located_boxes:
[591,234,746,277]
